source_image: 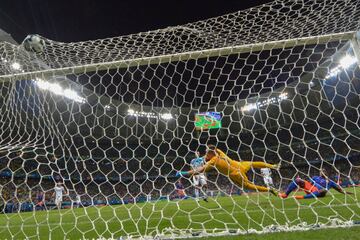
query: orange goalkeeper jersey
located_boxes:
[204,148,244,175]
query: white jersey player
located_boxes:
[75,194,81,208]
[190,152,208,201]
[260,168,274,188]
[53,183,67,209]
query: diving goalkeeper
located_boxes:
[176,145,279,195]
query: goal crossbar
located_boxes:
[0,31,356,82]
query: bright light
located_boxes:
[128,110,157,119]
[52,84,63,95]
[340,55,357,68]
[241,93,288,112]
[63,89,85,103]
[241,103,257,112]
[33,78,86,103]
[36,80,50,90]
[127,109,173,120]
[278,92,288,100]
[104,105,111,110]
[11,62,21,71]
[325,55,357,79]
[160,113,173,120]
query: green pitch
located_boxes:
[0,188,359,240]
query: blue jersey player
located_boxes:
[279,169,352,199]
[175,179,186,199]
[35,190,45,210]
[190,151,208,202]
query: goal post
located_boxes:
[1,0,360,239]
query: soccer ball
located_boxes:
[22,34,45,54]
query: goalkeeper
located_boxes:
[279,169,352,199]
[176,145,279,195]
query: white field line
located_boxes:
[0,203,358,228]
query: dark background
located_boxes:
[0,0,272,43]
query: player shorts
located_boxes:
[303,180,319,194]
[193,174,207,186]
[263,177,273,186]
[55,196,62,205]
[176,189,186,197]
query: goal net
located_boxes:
[1,0,360,239]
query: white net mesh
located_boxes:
[0,0,360,239]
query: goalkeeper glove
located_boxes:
[175,171,190,177]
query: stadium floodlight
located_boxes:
[33,78,86,103]
[325,55,357,79]
[241,93,288,112]
[127,109,173,120]
[127,109,157,118]
[160,113,173,120]
[11,62,21,71]
[240,103,257,112]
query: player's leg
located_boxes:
[201,185,208,202]
[294,190,327,199]
[182,189,187,198]
[199,176,208,202]
[238,162,278,175]
[249,162,278,170]
[177,189,186,199]
[233,165,278,195]
[269,177,274,186]
[57,199,62,209]
[243,181,270,192]
[280,178,317,198]
[193,176,200,199]
[194,187,200,199]
[327,180,340,189]
[229,172,275,195]
[266,177,274,188]
[39,201,44,211]
[263,178,268,188]
[280,179,301,198]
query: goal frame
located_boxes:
[0,31,357,82]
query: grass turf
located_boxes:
[207,226,360,240]
[0,188,359,240]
